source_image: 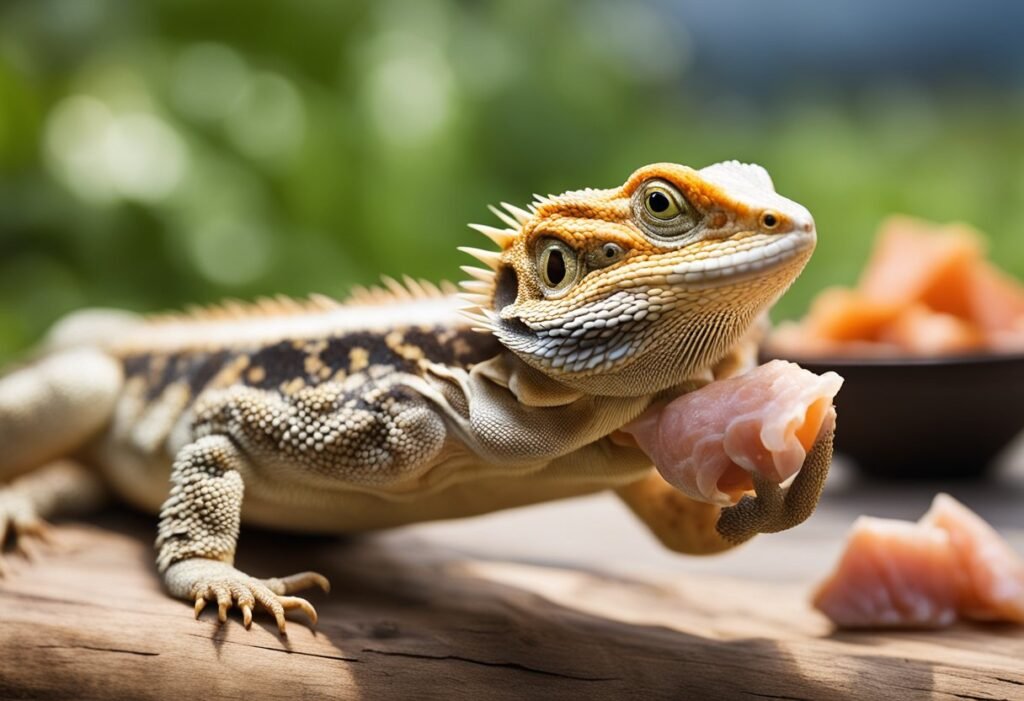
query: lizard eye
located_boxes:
[644,186,681,220]
[636,179,700,238]
[537,239,579,294]
[586,241,626,269]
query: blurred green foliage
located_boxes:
[3,0,1024,363]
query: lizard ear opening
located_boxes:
[493,265,518,312]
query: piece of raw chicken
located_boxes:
[768,216,1024,356]
[623,360,843,506]
[813,494,1024,628]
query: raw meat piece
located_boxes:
[920,494,1024,623]
[623,360,842,506]
[858,217,984,307]
[877,305,983,356]
[800,288,903,343]
[766,216,1024,356]
[813,494,1024,628]
[812,517,961,628]
[963,261,1024,335]
[989,317,1024,352]
[768,320,902,358]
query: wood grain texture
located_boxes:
[1,496,1022,701]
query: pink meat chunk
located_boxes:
[813,494,1024,628]
[623,360,843,506]
[812,517,961,628]
[920,494,1024,623]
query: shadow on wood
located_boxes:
[1,510,1022,700]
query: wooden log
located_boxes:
[1,507,1022,701]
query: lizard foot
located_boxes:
[716,427,835,545]
[0,488,55,577]
[715,472,786,544]
[165,559,330,634]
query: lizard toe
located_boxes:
[170,559,323,635]
[716,428,835,543]
[264,571,331,595]
[0,488,57,571]
[716,472,784,544]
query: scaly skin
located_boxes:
[0,160,831,634]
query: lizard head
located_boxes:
[459,161,816,397]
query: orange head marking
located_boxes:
[459,161,817,397]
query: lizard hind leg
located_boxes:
[0,460,107,576]
[616,471,736,555]
[0,348,123,479]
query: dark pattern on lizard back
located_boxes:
[119,325,502,402]
[122,350,231,401]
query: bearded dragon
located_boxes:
[0,161,832,633]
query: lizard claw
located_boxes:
[0,488,57,576]
[167,559,328,634]
[278,595,319,626]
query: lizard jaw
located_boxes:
[666,229,816,288]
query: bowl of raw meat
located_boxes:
[765,216,1024,479]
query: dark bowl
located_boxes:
[760,351,1024,480]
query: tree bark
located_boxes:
[1,508,1021,701]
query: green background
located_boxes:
[3,0,1024,363]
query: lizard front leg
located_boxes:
[156,435,329,633]
[617,427,835,553]
[715,427,835,544]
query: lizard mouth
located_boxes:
[666,230,816,287]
